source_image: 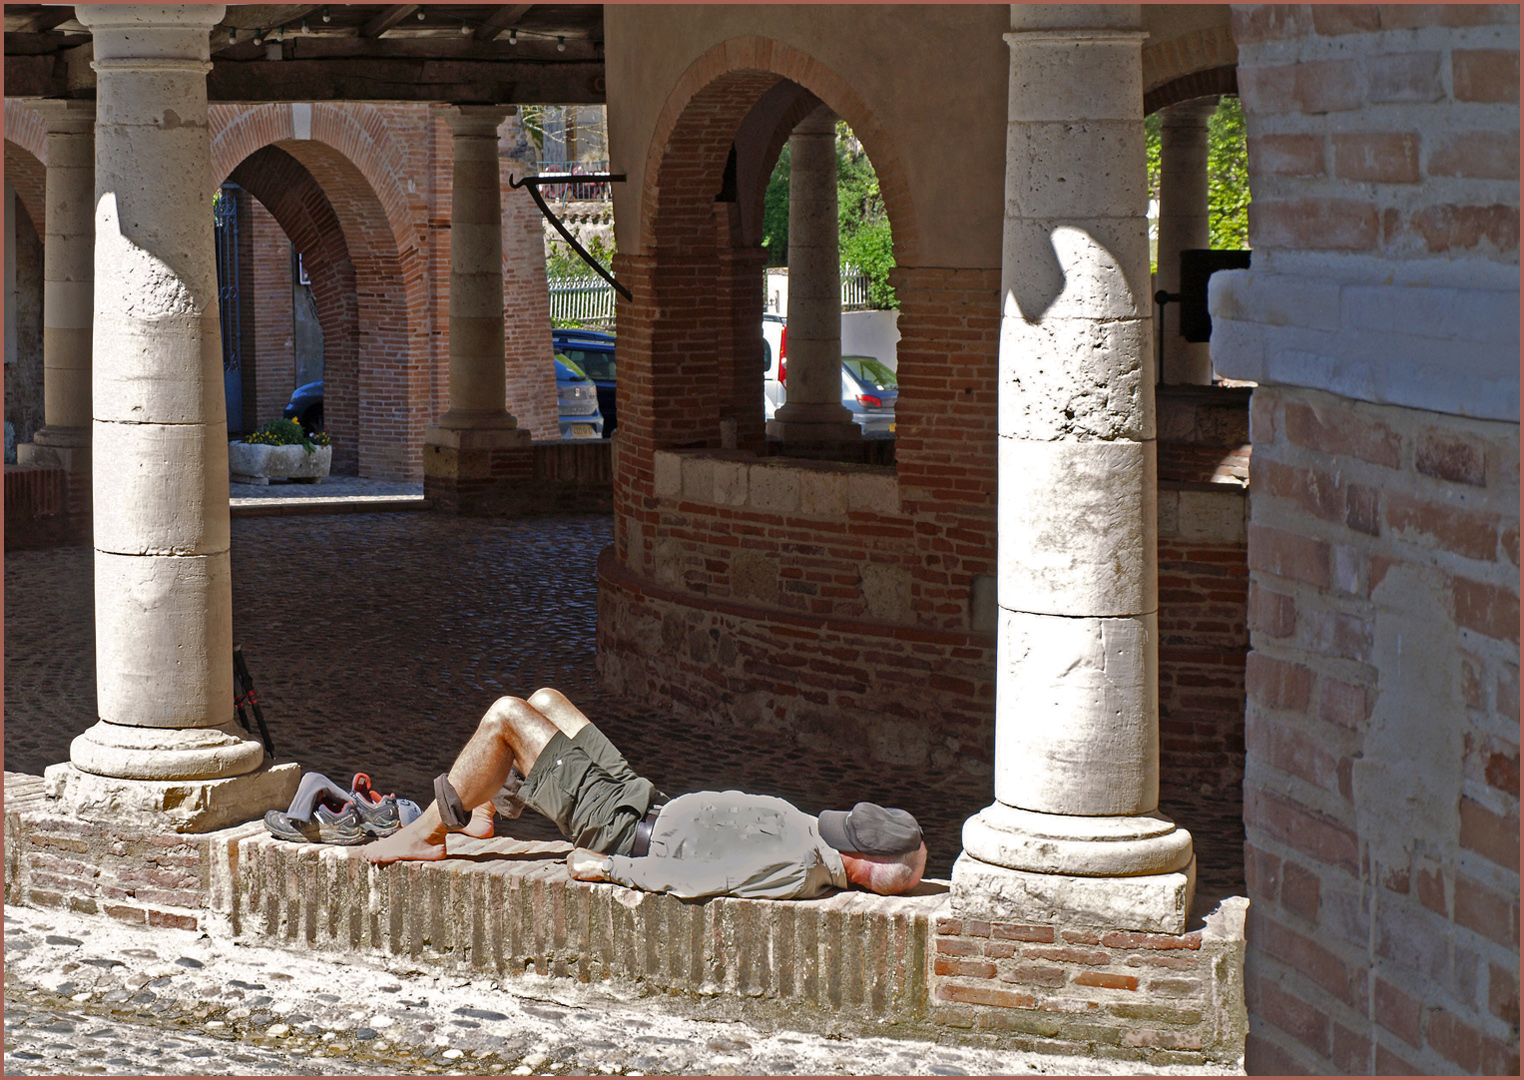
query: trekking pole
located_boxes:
[233,644,276,757]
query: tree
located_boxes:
[759,121,897,309]
[1144,95,1251,271]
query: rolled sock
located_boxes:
[434,773,470,830]
[286,772,353,822]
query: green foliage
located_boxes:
[242,417,329,453]
[1144,97,1251,273]
[1207,97,1250,250]
[759,123,897,309]
[546,233,615,281]
[761,142,791,266]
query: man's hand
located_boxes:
[566,847,612,882]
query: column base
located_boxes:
[951,850,1196,934]
[765,419,863,442]
[69,719,269,780]
[42,760,301,834]
[17,441,89,473]
[424,426,535,515]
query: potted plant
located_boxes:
[229,418,333,485]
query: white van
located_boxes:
[761,314,898,435]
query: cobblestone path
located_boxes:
[3,511,1242,895]
[4,906,1226,1077]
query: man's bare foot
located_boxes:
[460,803,496,839]
[363,804,449,863]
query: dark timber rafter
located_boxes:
[474,5,534,43]
[359,4,419,38]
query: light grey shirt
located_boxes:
[604,791,849,900]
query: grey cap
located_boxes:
[818,802,923,855]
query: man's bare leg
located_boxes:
[363,696,559,863]
[527,687,592,739]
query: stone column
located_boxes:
[1156,98,1217,386]
[953,5,1195,934]
[18,101,94,491]
[766,105,858,444]
[47,5,298,831]
[424,105,531,512]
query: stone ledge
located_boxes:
[653,448,899,517]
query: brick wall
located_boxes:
[1241,386,1518,1075]
[929,905,1248,1068]
[4,775,213,931]
[247,197,295,429]
[1220,6,1520,1075]
[1236,4,1518,262]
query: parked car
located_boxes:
[761,315,897,435]
[552,328,617,437]
[554,358,603,439]
[762,314,787,421]
[841,355,898,435]
[282,379,324,433]
[278,358,607,442]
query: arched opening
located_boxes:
[222,146,361,476]
[4,141,47,457]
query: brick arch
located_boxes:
[228,146,361,476]
[5,140,47,229]
[5,100,47,165]
[1145,67,1239,116]
[638,36,921,266]
[1141,23,1238,98]
[211,105,428,480]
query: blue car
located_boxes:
[283,380,324,433]
[552,328,617,437]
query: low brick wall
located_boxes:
[425,439,613,516]
[5,771,1246,1065]
[4,463,88,550]
[930,904,1248,1067]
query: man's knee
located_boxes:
[527,687,568,713]
[482,696,530,737]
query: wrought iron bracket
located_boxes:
[511,173,631,301]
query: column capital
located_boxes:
[1159,97,1221,127]
[76,5,224,64]
[26,99,96,133]
[443,104,514,137]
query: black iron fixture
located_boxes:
[511,172,630,300]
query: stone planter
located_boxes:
[228,441,332,486]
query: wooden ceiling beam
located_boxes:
[21,7,77,33]
[359,5,419,39]
[473,5,534,43]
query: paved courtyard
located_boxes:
[4,502,1243,896]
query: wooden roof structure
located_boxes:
[4,4,606,103]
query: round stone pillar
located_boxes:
[48,5,297,831]
[424,106,530,511]
[18,101,94,471]
[435,105,520,432]
[766,105,858,443]
[952,5,1194,934]
[1157,98,1217,386]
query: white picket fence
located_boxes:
[549,267,873,328]
[547,275,617,328]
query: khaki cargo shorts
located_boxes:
[518,723,663,855]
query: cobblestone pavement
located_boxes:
[3,510,1243,896]
[3,905,1229,1077]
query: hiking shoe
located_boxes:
[264,803,367,845]
[350,773,420,837]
